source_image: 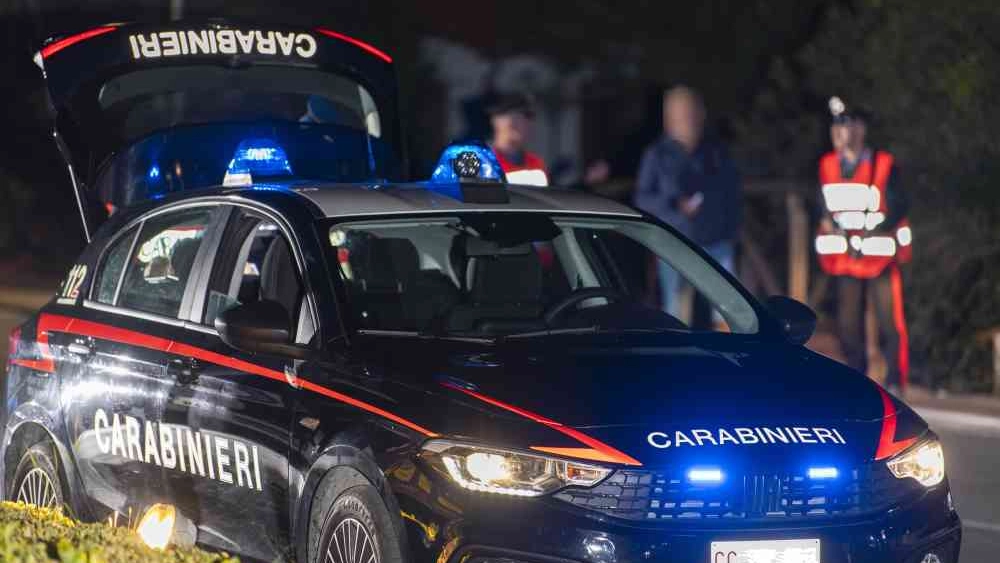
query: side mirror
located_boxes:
[766,296,817,345]
[215,300,312,360]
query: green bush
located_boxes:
[0,502,238,563]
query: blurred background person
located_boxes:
[581,159,611,188]
[815,97,912,393]
[487,92,549,186]
[633,85,742,318]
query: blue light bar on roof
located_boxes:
[223,138,293,187]
[430,141,505,184]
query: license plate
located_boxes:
[710,539,820,563]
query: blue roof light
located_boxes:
[430,141,505,184]
[223,138,293,187]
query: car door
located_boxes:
[63,204,225,521]
[161,204,310,561]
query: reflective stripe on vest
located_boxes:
[815,150,910,278]
[819,151,894,212]
[822,182,873,212]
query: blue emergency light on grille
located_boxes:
[223,138,293,187]
[555,464,921,521]
[687,468,725,484]
[808,467,839,480]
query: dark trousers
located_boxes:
[836,266,909,387]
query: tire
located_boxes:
[9,442,65,509]
[314,484,405,563]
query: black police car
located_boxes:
[3,20,959,563]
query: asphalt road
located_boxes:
[0,297,996,561]
[916,408,1000,563]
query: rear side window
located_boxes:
[118,208,213,318]
[94,226,139,304]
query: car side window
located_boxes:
[203,209,314,343]
[94,226,139,305]
[118,208,214,318]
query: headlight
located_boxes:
[421,440,612,497]
[886,439,945,487]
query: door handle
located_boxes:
[168,357,201,385]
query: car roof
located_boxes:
[101,182,643,235]
[288,182,642,219]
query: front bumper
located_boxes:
[396,481,960,563]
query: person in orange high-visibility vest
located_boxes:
[815,97,913,392]
[487,93,549,187]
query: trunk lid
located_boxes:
[37,20,404,238]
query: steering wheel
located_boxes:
[543,287,623,326]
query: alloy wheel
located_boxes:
[325,517,377,563]
[16,467,59,508]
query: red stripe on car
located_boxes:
[314,28,393,63]
[40,26,118,59]
[874,386,918,461]
[32,313,436,437]
[440,381,642,466]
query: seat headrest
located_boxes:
[259,237,300,316]
[357,237,420,291]
[469,252,543,305]
[170,237,200,280]
[464,237,533,257]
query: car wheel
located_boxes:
[9,442,64,509]
[315,485,405,563]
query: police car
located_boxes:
[3,20,959,563]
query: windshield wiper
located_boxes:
[358,329,494,344]
[501,326,601,340]
[364,325,680,343]
[501,325,700,340]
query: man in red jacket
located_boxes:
[488,93,548,186]
[815,97,913,393]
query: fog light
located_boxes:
[136,503,175,549]
[921,553,942,563]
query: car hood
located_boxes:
[363,333,928,467]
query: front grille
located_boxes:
[554,465,920,522]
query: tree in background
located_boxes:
[738,0,1000,390]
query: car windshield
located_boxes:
[324,213,760,336]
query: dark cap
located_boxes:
[486,92,537,119]
[829,96,872,124]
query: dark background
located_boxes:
[0,0,997,390]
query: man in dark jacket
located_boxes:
[634,86,742,319]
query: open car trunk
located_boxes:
[37,20,405,239]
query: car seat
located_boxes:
[447,240,546,334]
[258,237,301,334]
